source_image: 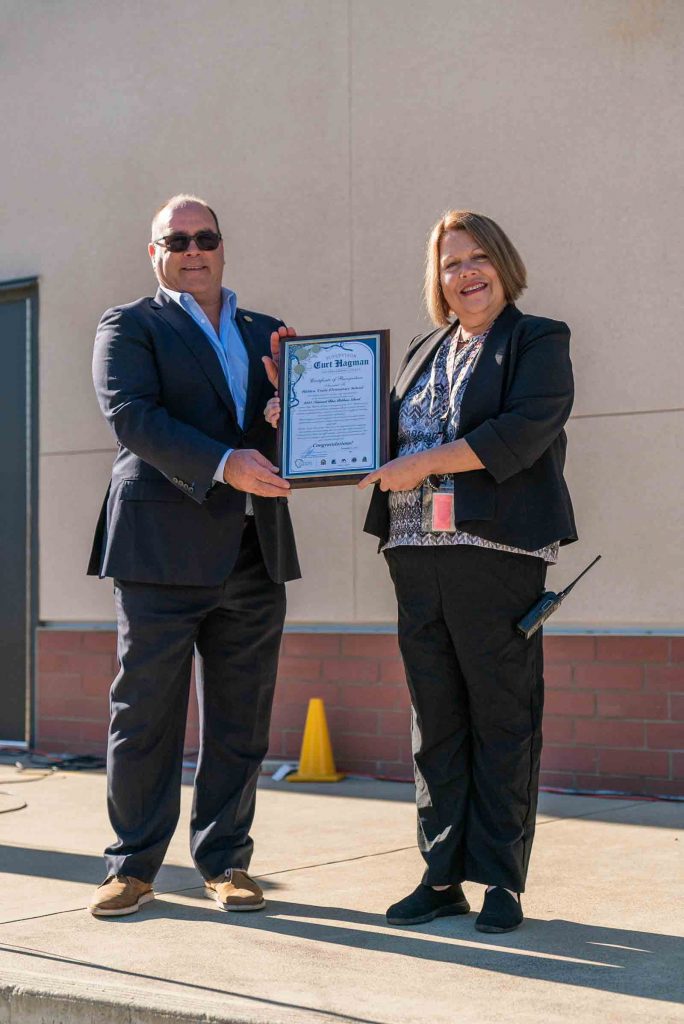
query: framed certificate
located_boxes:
[277,330,390,487]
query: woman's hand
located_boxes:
[262,325,297,388]
[264,395,280,429]
[358,452,429,492]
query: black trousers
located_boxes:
[105,519,286,882]
[384,543,546,893]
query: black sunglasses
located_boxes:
[153,230,222,253]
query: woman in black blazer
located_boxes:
[359,210,576,933]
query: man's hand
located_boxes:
[262,325,296,389]
[223,449,290,497]
[357,453,428,492]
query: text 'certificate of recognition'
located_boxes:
[278,331,389,487]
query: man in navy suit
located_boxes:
[88,194,300,917]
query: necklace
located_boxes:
[457,306,503,342]
[454,323,483,351]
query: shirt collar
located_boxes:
[159,285,237,318]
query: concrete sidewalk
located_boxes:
[0,769,682,1024]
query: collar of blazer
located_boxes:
[388,304,522,455]
[151,287,240,424]
[233,308,271,430]
[393,323,452,401]
[455,303,522,434]
[393,303,522,401]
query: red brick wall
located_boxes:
[36,630,202,757]
[35,630,684,797]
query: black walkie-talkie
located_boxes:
[516,556,602,639]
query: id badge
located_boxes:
[421,478,455,533]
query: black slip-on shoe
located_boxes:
[475,887,523,933]
[386,883,470,926]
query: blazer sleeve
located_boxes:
[92,305,227,503]
[463,319,573,484]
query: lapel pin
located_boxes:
[243,315,253,323]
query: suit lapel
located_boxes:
[394,324,453,401]
[457,303,522,434]
[387,324,452,457]
[388,304,522,453]
[151,289,239,423]
[235,310,268,430]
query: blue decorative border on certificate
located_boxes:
[281,334,381,479]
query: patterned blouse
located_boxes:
[384,326,560,563]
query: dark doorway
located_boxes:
[0,278,38,746]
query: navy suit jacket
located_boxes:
[88,287,300,585]
[364,304,577,552]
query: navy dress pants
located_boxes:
[105,519,286,882]
[384,544,546,893]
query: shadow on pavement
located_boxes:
[2,894,682,1008]
[0,844,200,890]
[131,895,684,1005]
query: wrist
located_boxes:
[222,449,239,482]
[417,449,440,477]
[216,448,234,484]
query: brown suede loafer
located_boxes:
[88,874,155,917]
[204,869,265,912]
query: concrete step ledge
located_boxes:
[0,966,341,1024]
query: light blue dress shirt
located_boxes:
[160,285,253,507]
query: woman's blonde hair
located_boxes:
[425,210,527,326]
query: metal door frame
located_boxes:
[0,277,39,747]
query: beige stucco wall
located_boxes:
[1,0,682,627]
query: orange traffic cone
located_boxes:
[287,698,345,782]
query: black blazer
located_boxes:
[364,304,577,552]
[88,288,300,585]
